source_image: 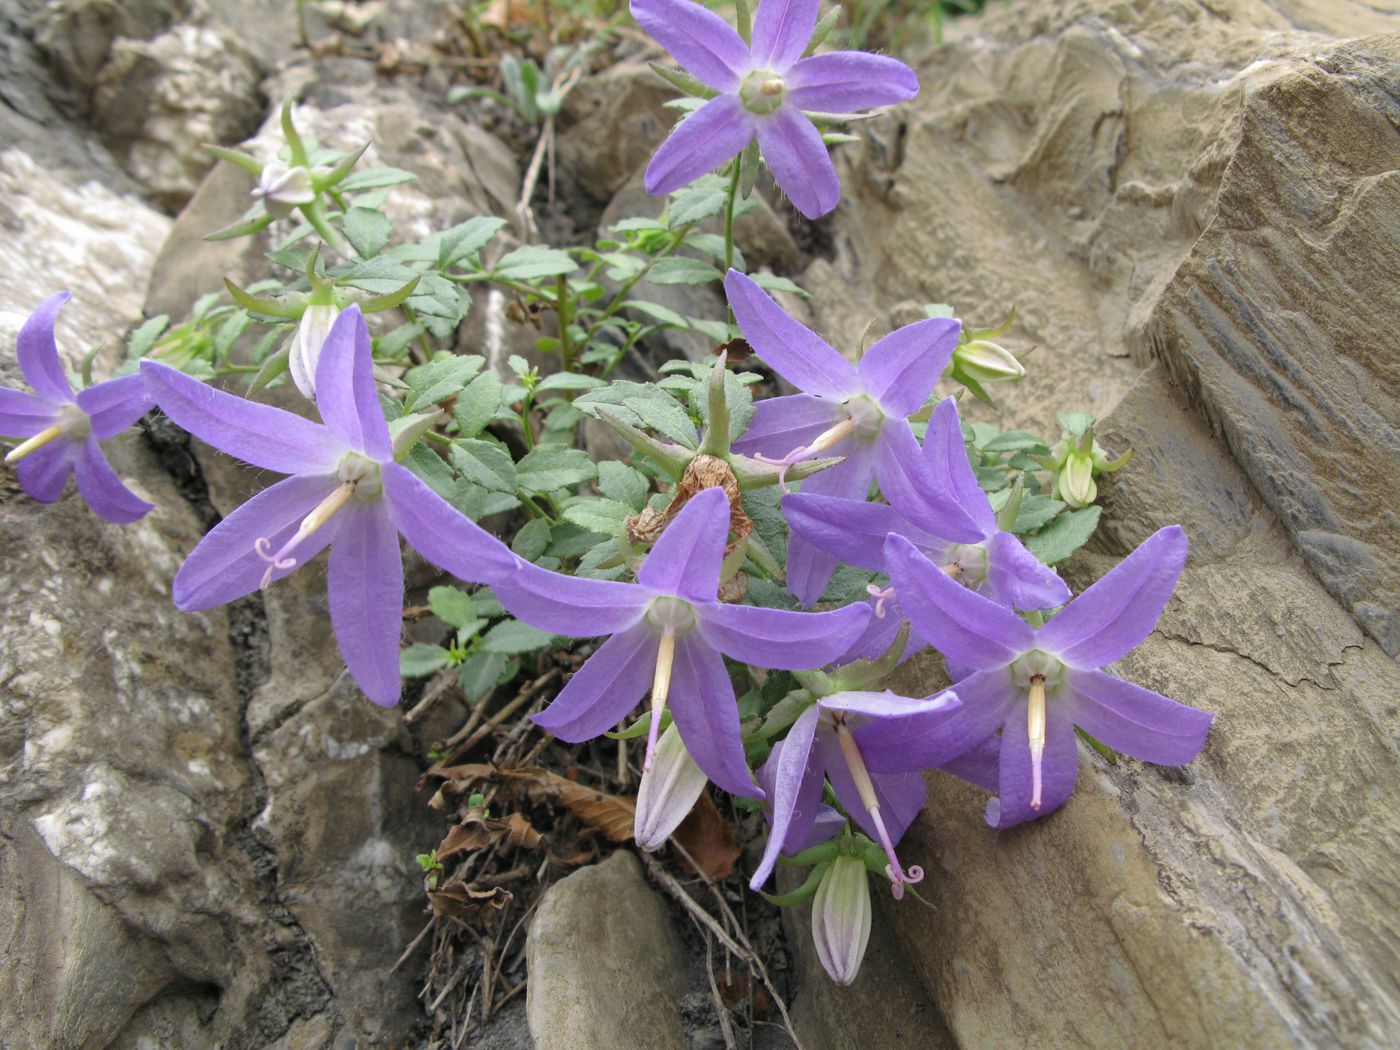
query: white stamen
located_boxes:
[644,631,678,773]
[1028,675,1046,809]
[254,482,355,589]
[4,424,64,464]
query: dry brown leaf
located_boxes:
[496,767,636,843]
[428,881,512,920]
[718,971,771,1020]
[628,457,753,558]
[499,811,544,850]
[672,792,741,880]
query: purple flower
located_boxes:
[140,306,517,706]
[1,293,154,524]
[786,396,1070,612]
[750,688,960,898]
[880,526,1214,828]
[633,0,918,219]
[492,486,871,797]
[725,269,974,604]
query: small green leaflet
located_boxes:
[1026,506,1102,565]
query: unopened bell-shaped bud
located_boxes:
[811,853,872,985]
[1058,450,1097,508]
[956,338,1026,385]
[289,303,341,400]
[634,722,708,852]
[254,161,315,219]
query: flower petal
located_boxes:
[920,397,997,534]
[314,307,391,461]
[1065,669,1213,765]
[141,360,343,475]
[830,595,925,667]
[822,688,959,721]
[699,597,871,669]
[875,419,984,542]
[983,530,1070,611]
[750,705,823,889]
[172,473,342,610]
[750,0,818,71]
[858,670,1014,772]
[988,702,1078,828]
[820,733,926,845]
[15,438,76,503]
[725,270,858,400]
[637,486,729,602]
[630,0,749,92]
[730,393,844,460]
[756,106,841,219]
[938,734,1001,792]
[328,502,405,706]
[645,94,756,197]
[857,317,960,419]
[0,388,59,438]
[787,51,920,111]
[635,722,711,851]
[75,373,155,438]
[381,462,516,583]
[668,636,761,798]
[492,559,650,636]
[783,491,935,573]
[73,436,152,523]
[17,292,75,402]
[787,438,876,606]
[532,623,658,741]
[1038,526,1188,668]
[885,534,1034,669]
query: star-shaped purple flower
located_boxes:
[634,0,918,218]
[492,486,871,797]
[879,526,1214,828]
[1,293,154,524]
[725,269,975,604]
[750,687,960,898]
[786,395,1070,614]
[140,306,517,706]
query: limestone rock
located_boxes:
[526,850,689,1050]
[33,0,192,98]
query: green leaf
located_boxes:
[981,430,1050,454]
[457,650,508,701]
[623,300,688,328]
[453,438,517,493]
[597,460,650,510]
[748,272,808,297]
[482,618,555,654]
[438,216,508,268]
[1025,505,1102,565]
[428,586,478,631]
[646,256,723,286]
[562,498,633,536]
[516,446,596,494]
[536,372,606,392]
[493,245,578,280]
[404,354,485,412]
[400,643,453,678]
[343,206,392,259]
[126,314,170,360]
[668,175,729,227]
[512,517,552,561]
[454,370,505,438]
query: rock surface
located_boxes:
[526,850,689,1050]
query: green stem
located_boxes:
[722,158,741,274]
[555,275,575,373]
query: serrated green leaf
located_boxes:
[438,216,508,268]
[668,175,729,227]
[493,244,578,280]
[623,300,688,327]
[1025,505,1102,565]
[404,354,485,412]
[457,650,508,701]
[482,618,555,654]
[339,166,417,192]
[516,446,596,494]
[562,498,632,536]
[748,272,808,297]
[428,585,478,630]
[126,314,170,360]
[452,438,517,492]
[512,516,552,561]
[400,643,453,678]
[454,371,504,438]
[343,206,392,259]
[647,256,722,286]
[597,460,650,510]
[981,430,1049,454]
[536,372,606,392]
[625,393,698,448]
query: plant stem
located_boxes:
[555,274,575,372]
[722,158,742,274]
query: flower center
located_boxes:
[844,394,885,438]
[3,404,89,465]
[253,455,383,589]
[831,718,924,900]
[642,597,698,772]
[1008,650,1065,810]
[944,542,989,586]
[739,70,787,115]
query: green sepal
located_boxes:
[805,5,842,53]
[996,475,1025,532]
[594,408,692,479]
[247,345,291,394]
[205,210,275,242]
[751,690,814,743]
[738,138,762,199]
[759,862,829,907]
[313,142,371,191]
[697,353,731,457]
[605,710,671,740]
[204,144,264,176]
[280,99,308,167]
[223,277,306,318]
[793,667,837,698]
[742,530,784,581]
[734,0,752,42]
[353,274,421,313]
[1096,446,1132,472]
[783,837,843,868]
[1077,726,1118,764]
[727,451,843,490]
[648,63,718,100]
[829,623,911,691]
[390,410,446,460]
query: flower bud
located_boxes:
[254,161,315,219]
[633,722,708,852]
[289,303,341,400]
[1059,450,1097,508]
[955,338,1026,385]
[811,854,871,985]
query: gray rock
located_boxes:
[527,850,689,1050]
[33,0,192,100]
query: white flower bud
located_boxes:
[254,162,315,219]
[811,854,871,985]
[1060,451,1097,508]
[633,723,708,852]
[289,304,341,400]
[956,338,1026,384]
